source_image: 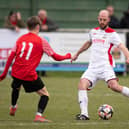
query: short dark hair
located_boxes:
[27,16,41,30]
[8,10,16,16]
[8,10,16,19]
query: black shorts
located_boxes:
[11,76,45,93]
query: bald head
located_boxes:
[98,10,110,29]
[38,9,47,20]
[98,10,110,18]
[106,6,114,16]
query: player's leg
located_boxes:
[11,87,20,107]
[24,77,51,122]
[108,79,129,97]
[36,86,49,116]
[77,78,91,120]
[77,68,97,120]
[104,66,129,97]
[10,77,22,116]
[34,86,51,122]
[23,77,51,122]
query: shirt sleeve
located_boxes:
[42,38,54,56]
[110,32,122,46]
[87,30,92,42]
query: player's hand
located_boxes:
[16,12,21,20]
[42,25,48,31]
[15,26,20,32]
[65,53,71,59]
[0,73,6,81]
[71,54,78,63]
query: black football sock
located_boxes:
[11,88,20,106]
[37,95,49,114]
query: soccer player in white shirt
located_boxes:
[71,10,129,120]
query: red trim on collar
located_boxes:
[105,27,115,33]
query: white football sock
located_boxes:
[121,86,129,97]
[78,90,89,117]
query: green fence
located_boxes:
[0,0,128,28]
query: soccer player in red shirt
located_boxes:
[0,16,71,122]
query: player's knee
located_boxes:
[37,88,49,97]
[38,91,49,97]
[78,78,91,90]
[108,82,121,92]
[43,92,49,97]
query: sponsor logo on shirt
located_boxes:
[93,39,105,44]
[93,33,97,35]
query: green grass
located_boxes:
[0,72,129,129]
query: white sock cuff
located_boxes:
[12,105,17,108]
[78,90,87,95]
[122,86,129,97]
[36,112,42,116]
[78,90,88,101]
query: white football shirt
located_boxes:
[87,27,121,69]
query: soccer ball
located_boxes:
[98,104,113,120]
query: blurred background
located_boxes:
[0,1,129,129]
[0,0,129,75]
[0,0,128,28]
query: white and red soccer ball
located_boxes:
[98,104,114,120]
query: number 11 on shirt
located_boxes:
[20,42,33,60]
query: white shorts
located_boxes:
[81,66,116,90]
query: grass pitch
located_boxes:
[0,72,129,129]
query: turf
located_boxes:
[0,72,129,129]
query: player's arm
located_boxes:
[42,38,71,61]
[51,52,71,61]
[118,43,129,64]
[71,41,92,62]
[0,47,16,81]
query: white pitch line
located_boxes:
[0,121,129,126]
[89,93,116,96]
